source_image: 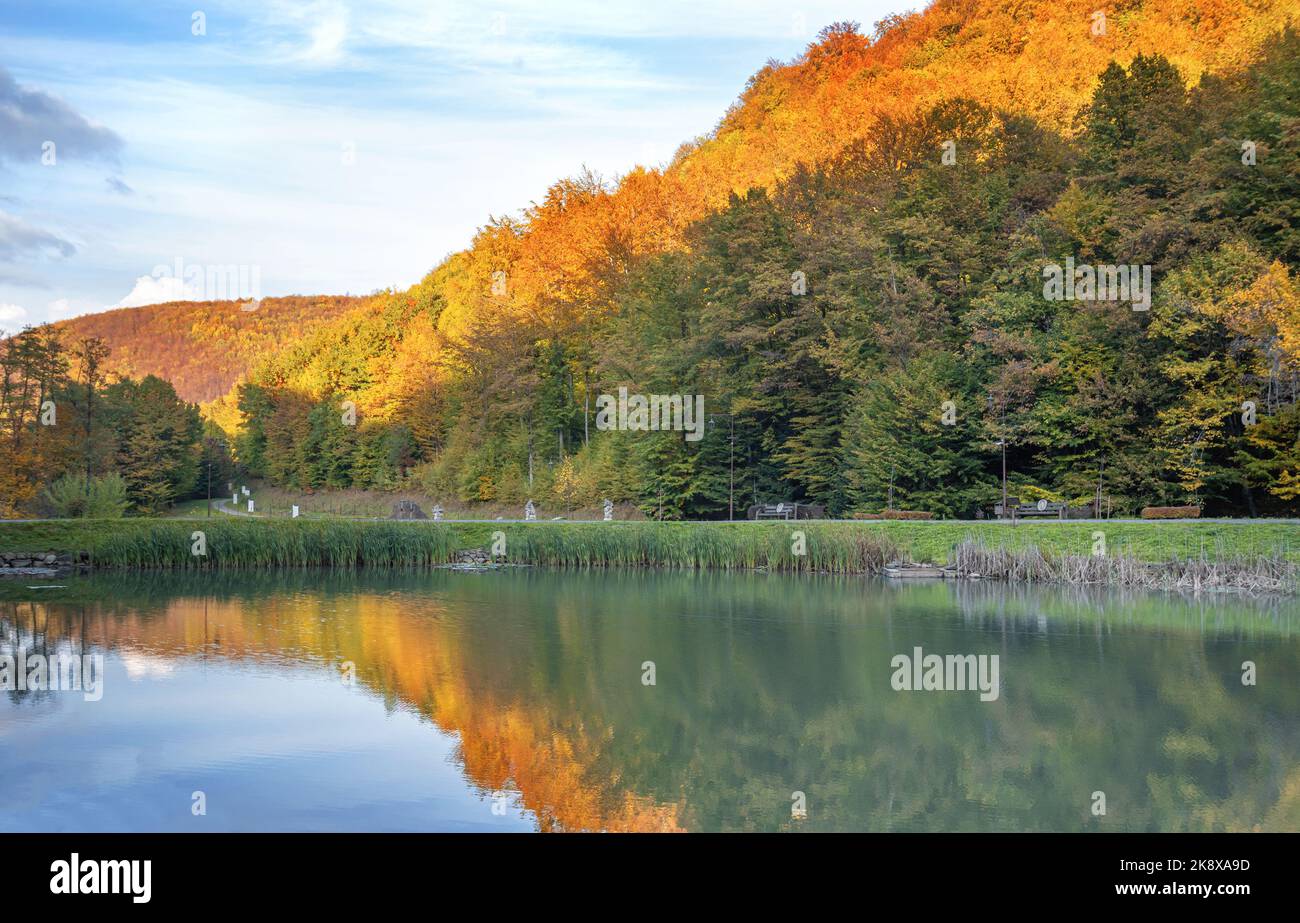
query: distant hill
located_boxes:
[48,295,369,403]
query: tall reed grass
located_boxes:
[8,518,1296,592]
[952,540,1298,594]
[79,521,898,573]
[85,520,459,569]
[504,522,899,574]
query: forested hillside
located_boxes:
[49,295,367,403]
[6,0,1300,519]
[223,1,1300,519]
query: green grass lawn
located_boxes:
[830,519,1300,562]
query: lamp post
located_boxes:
[728,415,734,521]
[707,413,737,520]
[988,392,1009,522]
[995,439,1008,521]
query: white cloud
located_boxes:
[47,298,74,316]
[111,274,197,309]
[0,302,27,334]
[302,10,349,64]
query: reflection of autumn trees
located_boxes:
[1,580,684,833]
[4,571,1299,831]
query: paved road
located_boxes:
[5,506,1300,526]
[213,497,258,517]
[202,504,1300,526]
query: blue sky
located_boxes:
[0,0,902,332]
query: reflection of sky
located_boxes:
[0,652,535,832]
[5,568,1296,832]
[0,0,902,329]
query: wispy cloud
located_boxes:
[0,209,76,261]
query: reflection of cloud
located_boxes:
[111,274,197,309]
[0,66,122,165]
[120,652,177,680]
[0,210,75,261]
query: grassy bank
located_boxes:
[0,519,458,569]
[0,517,1297,574]
[228,482,646,521]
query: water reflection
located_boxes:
[2,570,1298,832]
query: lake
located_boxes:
[2,569,1298,832]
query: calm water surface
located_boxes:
[2,569,1298,832]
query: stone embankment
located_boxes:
[0,551,90,578]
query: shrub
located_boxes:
[86,473,130,518]
[43,473,129,519]
[1140,506,1202,519]
[43,474,87,518]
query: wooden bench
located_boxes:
[993,499,1068,520]
[746,502,826,521]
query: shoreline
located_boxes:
[1,518,1296,594]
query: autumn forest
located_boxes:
[4,0,1300,520]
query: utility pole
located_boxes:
[207,459,212,518]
